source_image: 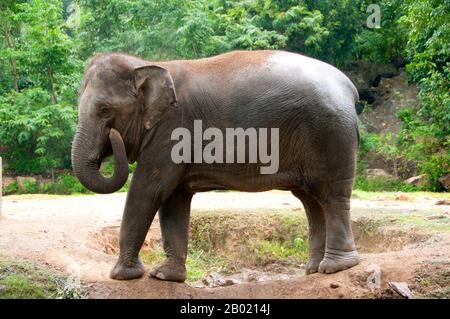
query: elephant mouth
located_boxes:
[96,137,138,168]
[95,138,113,169]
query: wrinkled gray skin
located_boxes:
[71,50,360,282]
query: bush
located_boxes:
[4,181,19,195]
[43,174,91,195]
[419,154,450,192]
[21,180,40,194]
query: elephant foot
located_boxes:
[149,258,186,282]
[305,257,323,275]
[318,249,359,274]
[110,258,145,280]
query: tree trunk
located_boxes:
[393,159,398,179]
[2,18,19,92]
[47,66,58,104]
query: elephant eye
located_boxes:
[99,106,110,116]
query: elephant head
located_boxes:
[71,55,177,194]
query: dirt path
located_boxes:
[0,191,449,298]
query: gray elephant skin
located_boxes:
[71,50,360,282]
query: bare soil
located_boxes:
[0,191,449,298]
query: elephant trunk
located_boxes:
[71,127,129,194]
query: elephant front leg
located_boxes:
[110,177,164,280]
[149,188,193,282]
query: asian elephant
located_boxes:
[71,50,360,282]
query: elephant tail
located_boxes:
[356,120,360,149]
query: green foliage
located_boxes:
[21,180,40,194]
[3,181,19,195]
[398,106,449,190]
[358,129,379,157]
[0,88,77,173]
[43,173,91,194]
[419,154,450,192]
[0,0,448,192]
[355,0,407,64]
[397,0,450,190]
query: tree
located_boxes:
[398,0,450,189]
[0,0,24,92]
[0,88,77,174]
[16,0,74,104]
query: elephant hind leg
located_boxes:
[149,187,193,282]
[292,189,326,274]
[318,178,359,274]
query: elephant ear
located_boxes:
[133,65,177,130]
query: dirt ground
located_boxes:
[0,191,449,299]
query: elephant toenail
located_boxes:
[156,272,165,280]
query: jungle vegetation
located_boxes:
[0,0,448,192]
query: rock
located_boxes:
[426,214,446,220]
[365,169,394,180]
[395,193,409,201]
[439,174,450,191]
[0,285,6,293]
[202,272,238,288]
[218,279,235,287]
[435,199,450,206]
[388,282,413,299]
[330,283,340,289]
[344,61,399,104]
[404,174,427,187]
[202,273,217,287]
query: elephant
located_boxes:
[71,50,360,282]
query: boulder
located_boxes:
[439,174,450,191]
[365,169,394,180]
[395,193,410,201]
[435,199,450,206]
[404,174,427,187]
[388,282,413,299]
[344,61,399,104]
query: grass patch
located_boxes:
[190,209,309,267]
[351,190,450,201]
[140,249,165,266]
[186,250,229,282]
[414,261,450,299]
[352,217,384,236]
[389,214,450,232]
[139,247,228,283]
[253,238,308,264]
[354,175,419,192]
[140,209,310,283]
[0,256,83,299]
